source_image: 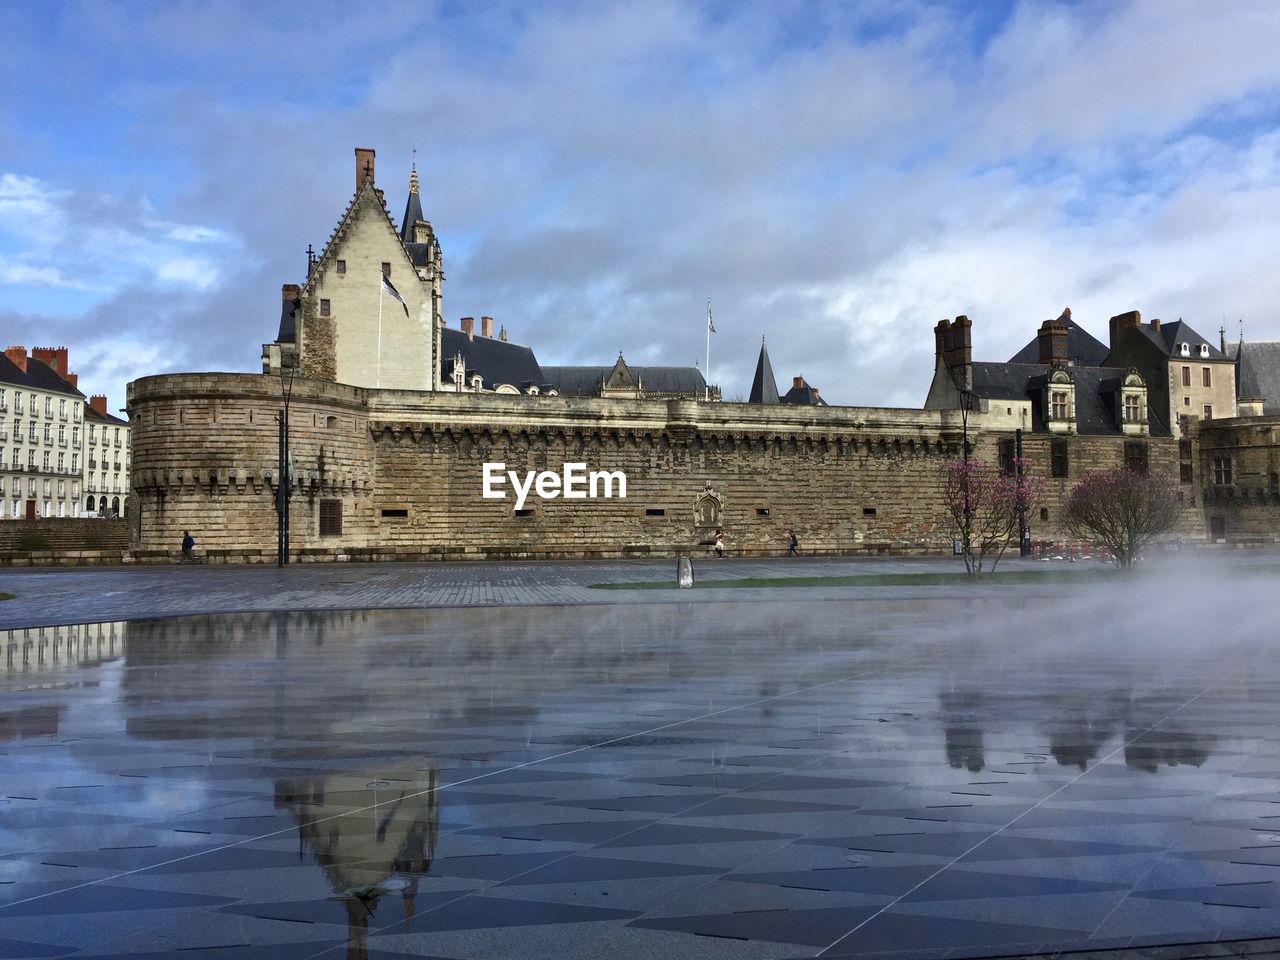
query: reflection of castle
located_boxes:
[2,620,125,675]
[275,770,439,960]
[938,687,1214,775]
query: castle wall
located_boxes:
[127,373,1195,563]
[1198,415,1280,544]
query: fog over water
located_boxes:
[2,554,1279,957]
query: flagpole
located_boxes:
[705,298,711,401]
[377,279,384,388]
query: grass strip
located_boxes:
[590,568,1113,590]
[0,592,14,601]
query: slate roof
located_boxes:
[748,342,780,404]
[277,296,300,344]
[542,365,708,397]
[0,354,85,397]
[84,404,128,426]
[1133,319,1231,361]
[781,382,827,406]
[440,327,545,391]
[1233,340,1280,414]
[971,361,1170,437]
[1008,313,1110,366]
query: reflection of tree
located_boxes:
[1043,694,1126,771]
[275,770,439,960]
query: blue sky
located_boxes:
[2,0,1279,408]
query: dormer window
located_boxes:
[1123,395,1139,422]
[1118,369,1148,437]
[1045,366,1076,434]
[1179,342,1190,356]
[1199,343,1210,358]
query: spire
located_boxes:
[749,339,780,404]
[400,155,425,244]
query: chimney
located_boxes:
[460,317,474,341]
[1036,319,1069,365]
[499,325,508,342]
[935,315,973,392]
[354,147,376,190]
[1108,310,1141,350]
[792,376,805,389]
[90,395,108,416]
[934,318,951,360]
[1151,317,1161,332]
[481,316,494,338]
[4,346,27,372]
[32,346,69,376]
[282,283,300,301]
[66,372,78,388]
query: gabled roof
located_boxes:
[782,382,826,405]
[972,361,1170,436]
[440,327,544,391]
[302,180,421,300]
[1008,310,1110,366]
[0,354,85,397]
[748,341,780,404]
[1234,340,1280,414]
[542,364,708,397]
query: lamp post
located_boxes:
[276,361,296,568]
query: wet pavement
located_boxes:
[2,561,1280,958]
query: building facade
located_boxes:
[1,347,85,520]
[84,395,131,517]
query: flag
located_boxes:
[707,299,716,334]
[382,274,409,316]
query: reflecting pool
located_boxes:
[2,585,1279,959]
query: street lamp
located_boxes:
[276,361,297,568]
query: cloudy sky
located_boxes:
[2,0,1279,408]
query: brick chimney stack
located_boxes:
[90,395,108,416]
[355,147,376,190]
[933,316,973,392]
[1108,310,1141,350]
[460,317,475,341]
[1151,317,1161,332]
[481,316,494,338]
[4,346,27,372]
[32,346,70,376]
[66,373,78,388]
[282,283,300,301]
[1037,318,1069,365]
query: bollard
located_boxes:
[677,556,694,588]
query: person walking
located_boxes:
[180,530,195,564]
[713,529,725,559]
[787,530,799,557]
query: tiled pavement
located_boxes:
[0,555,1097,630]
[3,557,1280,959]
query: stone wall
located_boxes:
[126,372,1195,563]
[0,517,129,567]
[1198,415,1280,545]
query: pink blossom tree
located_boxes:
[1063,467,1181,568]
[942,457,1043,578]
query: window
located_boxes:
[42,451,50,470]
[755,507,770,517]
[380,508,409,518]
[44,397,51,417]
[997,439,1015,472]
[1184,396,1191,406]
[1123,395,1140,423]
[319,499,342,536]
[43,424,51,442]
[1124,441,1149,475]
[320,299,331,317]
[1181,366,1191,387]
[862,507,877,517]
[514,508,535,518]
[1178,439,1192,459]
[1213,457,1233,485]
[1040,507,1049,521]
[336,259,346,274]
[0,388,5,410]
[59,398,66,418]
[381,262,391,278]
[71,454,78,471]
[57,453,63,471]
[1180,463,1194,483]
[1051,391,1069,419]
[1202,367,1211,388]
[29,395,36,414]
[58,425,65,444]
[644,508,666,517]
[1203,405,1213,420]
[1051,438,1068,478]
[325,415,338,429]
[1270,473,1279,495]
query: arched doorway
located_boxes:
[111,496,121,517]
[86,496,95,513]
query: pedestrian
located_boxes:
[787,530,799,557]
[181,530,195,564]
[713,528,725,559]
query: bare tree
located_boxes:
[942,458,1043,578]
[1062,467,1181,568]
